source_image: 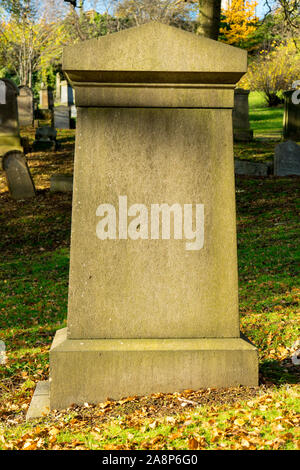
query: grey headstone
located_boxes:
[233,89,253,142]
[234,159,268,176]
[50,174,73,193]
[54,106,71,129]
[274,140,300,176]
[2,150,36,199]
[18,86,33,126]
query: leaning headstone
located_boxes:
[54,106,71,129]
[50,174,73,192]
[0,79,23,156]
[28,23,258,413]
[17,86,34,126]
[234,159,268,176]
[274,140,300,176]
[33,126,57,151]
[283,90,300,141]
[2,150,36,200]
[60,80,74,106]
[233,88,253,142]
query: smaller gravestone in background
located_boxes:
[50,174,73,193]
[0,79,23,156]
[274,140,300,176]
[283,90,300,141]
[17,86,33,127]
[60,80,74,106]
[2,150,36,200]
[233,88,253,142]
[54,106,71,129]
[70,105,77,119]
[234,159,268,176]
[39,86,54,110]
[55,73,61,103]
[33,126,57,151]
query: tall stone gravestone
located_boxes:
[39,85,54,110]
[34,23,258,411]
[2,150,35,200]
[17,86,34,127]
[283,90,300,141]
[54,106,71,129]
[233,88,253,142]
[60,80,74,106]
[0,79,23,156]
[55,73,61,103]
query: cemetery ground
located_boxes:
[0,100,299,450]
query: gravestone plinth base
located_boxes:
[49,328,258,410]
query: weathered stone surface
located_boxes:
[50,174,73,192]
[26,381,50,421]
[0,79,23,156]
[50,328,258,409]
[2,150,35,200]
[63,22,247,83]
[274,140,300,176]
[43,23,258,411]
[233,88,253,142]
[283,90,300,141]
[17,86,33,127]
[54,106,71,129]
[235,159,268,176]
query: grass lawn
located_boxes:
[249,91,284,139]
[0,122,299,450]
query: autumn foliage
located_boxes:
[220,0,258,47]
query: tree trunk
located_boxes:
[197,0,221,40]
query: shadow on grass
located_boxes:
[260,359,300,385]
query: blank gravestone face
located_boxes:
[2,150,35,200]
[274,140,300,176]
[54,106,70,129]
[45,23,258,410]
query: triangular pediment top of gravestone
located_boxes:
[63,22,247,85]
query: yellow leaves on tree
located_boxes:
[0,16,68,87]
[239,39,300,106]
[220,0,258,46]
